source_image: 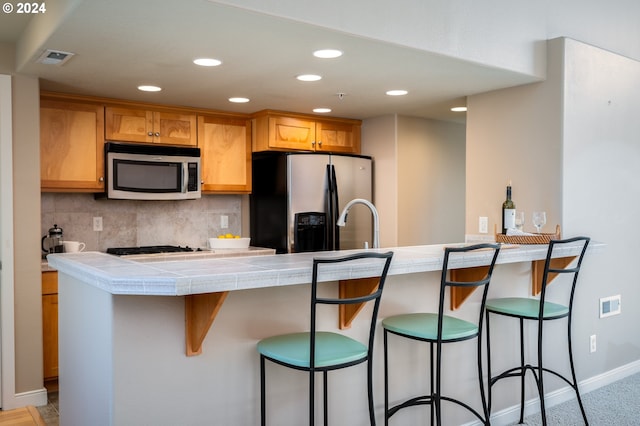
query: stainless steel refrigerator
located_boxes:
[250,152,373,254]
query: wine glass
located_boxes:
[532,211,547,233]
[515,211,525,231]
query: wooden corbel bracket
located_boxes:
[184,291,229,356]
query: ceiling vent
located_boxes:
[36,49,75,66]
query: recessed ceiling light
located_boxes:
[451,106,468,112]
[138,85,162,92]
[386,90,408,96]
[313,49,343,59]
[193,58,222,67]
[296,74,322,82]
[313,108,332,113]
[228,97,250,103]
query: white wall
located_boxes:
[397,116,465,244]
[361,115,397,247]
[466,37,640,391]
[363,115,466,247]
[561,38,640,369]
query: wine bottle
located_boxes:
[502,182,516,234]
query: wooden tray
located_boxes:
[495,224,561,244]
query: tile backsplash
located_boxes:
[41,193,243,252]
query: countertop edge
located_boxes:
[47,242,606,296]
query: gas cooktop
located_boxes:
[106,245,199,256]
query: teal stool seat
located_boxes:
[258,331,368,369]
[257,251,394,426]
[485,297,568,319]
[382,243,501,426]
[382,313,478,341]
[485,237,591,426]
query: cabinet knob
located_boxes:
[99,177,104,182]
[148,132,153,136]
[311,141,316,146]
[318,141,322,146]
[154,132,160,137]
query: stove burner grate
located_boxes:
[107,245,196,256]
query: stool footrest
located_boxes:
[387,394,487,423]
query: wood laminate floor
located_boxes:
[0,406,46,426]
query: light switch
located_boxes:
[221,215,229,229]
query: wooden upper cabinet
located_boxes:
[315,120,361,153]
[40,98,105,191]
[198,115,251,193]
[252,111,361,153]
[105,106,197,146]
[266,115,316,151]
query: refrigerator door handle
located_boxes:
[325,164,334,250]
[331,164,340,250]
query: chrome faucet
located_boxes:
[336,198,380,249]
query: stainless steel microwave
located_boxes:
[104,142,201,200]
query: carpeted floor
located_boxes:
[512,373,640,425]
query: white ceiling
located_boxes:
[1,0,539,123]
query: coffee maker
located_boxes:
[42,224,64,255]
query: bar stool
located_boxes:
[382,243,501,425]
[485,236,590,425]
[257,251,394,426]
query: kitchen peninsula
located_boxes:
[47,241,602,426]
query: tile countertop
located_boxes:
[46,241,604,297]
[42,246,275,271]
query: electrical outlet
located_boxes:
[590,334,597,353]
[600,295,621,318]
[479,216,488,234]
[220,215,229,229]
[93,216,103,231]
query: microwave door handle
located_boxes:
[182,163,188,193]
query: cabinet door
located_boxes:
[315,121,361,153]
[154,112,197,146]
[198,115,251,193]
[40,100,105,191]
[105,106,154,143]
[268,116,316,151]
[42,271,58,380]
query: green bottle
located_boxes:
[502,182,515,234]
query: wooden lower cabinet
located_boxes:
[42,271,58,380]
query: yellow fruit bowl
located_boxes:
[208,237,251,250]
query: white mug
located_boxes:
[63,241,86,253]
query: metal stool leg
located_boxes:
[384,329,389,426]
[477,320,489,425]
[568,318,589,425]
[519,318,526,424]
[260,356,266,426]
[323,370,328,426]
[430,342,435,425]
[486,312,494,416]
[367,355,376,425]
[537,321,547,426]
[309,368,315,426]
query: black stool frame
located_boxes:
[486,236,591,426]
[384,243,501,426]
[259,251,393,426]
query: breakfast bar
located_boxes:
[47,241,602,426]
